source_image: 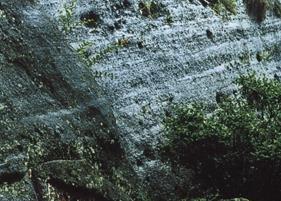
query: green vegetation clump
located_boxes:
[59,0,79,33]
[76,38,129,78]
[59,0,100,33]
[211,0,237,15]
[163,74,281,201]
[139,1,169,19]
[204,0,280,22]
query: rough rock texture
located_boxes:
[1,0,281,200]
[38,0,281,179]
[0,1,139,200]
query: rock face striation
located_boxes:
[0,0,281,200]
[39,0,281,158]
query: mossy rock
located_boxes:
[211,0,237,15]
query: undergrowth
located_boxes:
[162,73,281,201]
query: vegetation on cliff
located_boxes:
[163,74,281,201]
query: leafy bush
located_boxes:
[163,74,281,201]
[76,39,130,79]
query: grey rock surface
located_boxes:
[0,0,138,200]
[1,0,281,200]
[0,154,27,183]
[37,0,281,169]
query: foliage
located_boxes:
[58,0,79,33]
[201,0,281,21]
[59,0,99,33]
[80,11,100,28]
[163,74,281,201]
[59,1,127,79]
[211,0,237,15]
[139,1,169,19]
[76,38,129,79]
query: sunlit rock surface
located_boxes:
[0,0,281,200]
[39,0,281,169]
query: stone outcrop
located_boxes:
[1,0,281,200]
[0,0,139,200]
[39,0,281,162]
[39,0,281,192]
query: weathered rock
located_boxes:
[0,154,27,184]
[1,0,281,200]
[38,0,281,165]
[191,198,250,201]
[0,0,139,200]
[37,159,131,201]
[37,0,281,199]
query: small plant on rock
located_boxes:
[59,0,79,33]
[59,0,99,33]
[139,1,169,19]
[75,38,129,79]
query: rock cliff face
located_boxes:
[39,0,281,177]
[0,0,281,200]
[0,1,138,200]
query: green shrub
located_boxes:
[162,74,281,201]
